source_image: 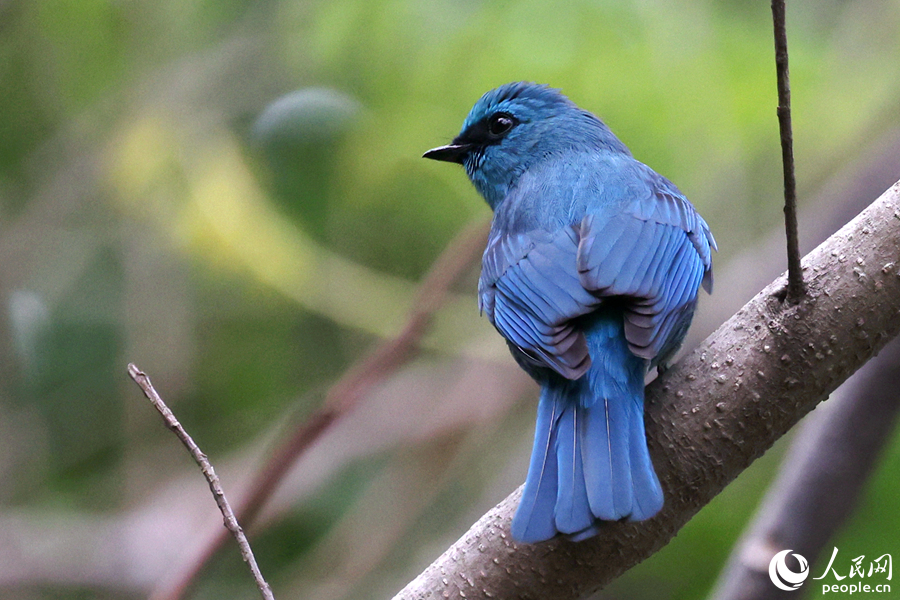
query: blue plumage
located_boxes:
[424,82,715,543]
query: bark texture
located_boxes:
[708,335,900,600]
[392,181,900,600]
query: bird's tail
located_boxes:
[511,312,664,543]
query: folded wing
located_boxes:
[479,170,715,376]
[479,226,600,379]
[577,178,715,362]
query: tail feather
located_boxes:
[511,391,562,543]
[511,313,664,543]
[554,401,593,534]
[582,394,634,520]
[626,393,664,520]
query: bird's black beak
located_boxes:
[423,143,470,164]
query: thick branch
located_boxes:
[709,335,900,600]
[393,181,900,600]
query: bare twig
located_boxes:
[708,336,900,600]
[772,0,804,303]
[127,363,275,600]
[151,217,490,600]
[392,181,900,600]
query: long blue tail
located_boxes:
[511,312,664,543]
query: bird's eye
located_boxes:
[487,113,516,137]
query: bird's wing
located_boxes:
[479,225,600,380]
[577,175,715,362]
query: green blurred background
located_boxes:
[1,0,899,598]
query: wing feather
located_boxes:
[577,176,714,361]
[479,160,715,373]
[479,227,599,379]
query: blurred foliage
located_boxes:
[1,0,899,599]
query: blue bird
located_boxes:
[424,82,715,543]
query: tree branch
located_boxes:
[149,218,489,600]
[772,0,804,303]
[708,335,900,600]
[392,181,900,600]
[127,364,275,600]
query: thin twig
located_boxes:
[150,217,490,600]
[772,0,804,302]
[127,363,276,600]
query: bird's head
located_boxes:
[424,82,629,209]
